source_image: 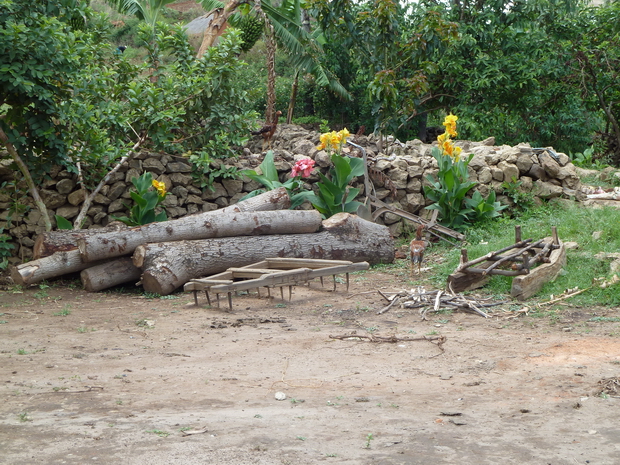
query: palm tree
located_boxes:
[198,0,349,124]
[104,0,177,29]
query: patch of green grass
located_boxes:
[589,316,620,322]
[17,412,31,422]
[52,306,71,317]
[16,348,28,355]
[146,429,170,437]
[33,290,49,299]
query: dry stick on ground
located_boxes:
[329,333,446,354]
[537,287,592,307]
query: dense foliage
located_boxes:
[1,0,256,228]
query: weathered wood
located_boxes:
[511,239,566,300]
[80,258,142,292]
[31,187,290,263]
[33,223,127,259]
[447,268,492,293]
[11,250,103,286]
[12,188,293,286]
[136,213,394,295]
[455,239,533,272]
[78,208,320,263]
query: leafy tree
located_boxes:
[0,0,104,230]
[198,0,348,125]
[1,0,257,230]
[423,0,598,153]
[566,1,620,162]
[309,0,458,139]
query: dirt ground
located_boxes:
[1,262,620,465]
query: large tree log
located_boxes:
[33,187,290,260]
[80,258,142,292]
[79,209,322,263]
[33,223,127,259]
[135,213,394,295]
[11,250,104,286]
[12,188,292,286]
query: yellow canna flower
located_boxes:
[442,140,454,156]
[443,113,458,138]
[437,132,448,143]
[453,146,462,161]
[152,179,167,196]
[330,131,341,149]
[317,132,331,150]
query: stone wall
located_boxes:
[0,124,582,264]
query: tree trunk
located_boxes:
[286,70,299,124]
[11,250,103,286]
[72,135,147,230]
[77,188,300,262]
[79,209,322,263]
[0,126,52,231]
[33,223,127,259]
[80,258,142,292]
[33,187,290,261]
[135,213,394,295]
[196,0,243,58]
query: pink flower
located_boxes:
[291,158,315,178]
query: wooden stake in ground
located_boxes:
[135,213,394,295]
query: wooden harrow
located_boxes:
[184,258,370,311]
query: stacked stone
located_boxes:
[0,125,583,263]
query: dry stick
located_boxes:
[329,334,446,354]
[456,239,533,272]
[377,296,402,315]
[537,287,591,306]
[181,427,209,437]
[73,134,147,229]
[527,241,553,266]
[481,239,544,276]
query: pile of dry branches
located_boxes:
[376,286,507,319]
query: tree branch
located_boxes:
[0,126,52,231]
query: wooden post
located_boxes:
[515,225,522,243]
[460,249,468,265]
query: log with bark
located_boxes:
[33,223,127,259]
[11,188,292,286]
[78,208,321,263]
[135,213,395,295]
[32,187,291,261]
[80,258,142,292]
[11,249,104,286]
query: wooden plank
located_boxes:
[307,262,369,278]
[264,258,354,269]
[447,269,492,293]
[183,279,233,291]
[227,268,285,278]
[210,269,313,293]
[511,240,566,300]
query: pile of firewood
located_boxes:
[10,188,395,295]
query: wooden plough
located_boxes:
[184,258,369,311]
[447,226,566,300]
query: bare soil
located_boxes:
[1,263,620,465]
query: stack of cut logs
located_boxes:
[11,188,395,295]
